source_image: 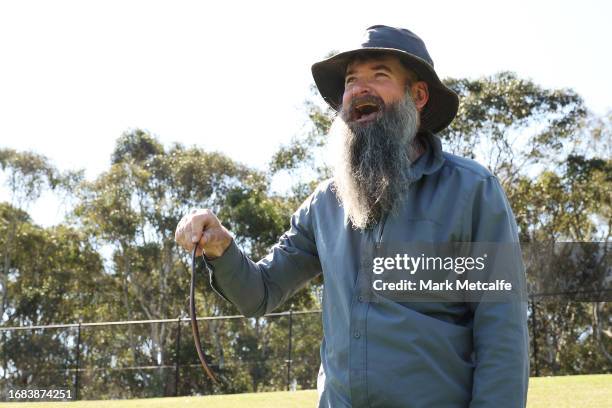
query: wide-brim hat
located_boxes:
[312,25,459,134]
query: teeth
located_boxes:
[355,103,379,117]
[356,103,377,110]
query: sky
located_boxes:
[1,0,611,226]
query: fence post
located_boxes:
[530,299,540,377]
[174,317,181,397]
[74,322,82,401]
[286,309,293,391]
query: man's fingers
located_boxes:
[175,215,193,250]
[175,215,188,243]
[194,233,206,253]
[189,210,216,245]
[193,228,216,258]
[174,209,221,255]
[190,213,206,243]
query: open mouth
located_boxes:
[350,97,383,123]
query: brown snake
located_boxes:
[190,245,220,384]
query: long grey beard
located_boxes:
[330,92,420,230]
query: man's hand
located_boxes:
[175,209,232,259]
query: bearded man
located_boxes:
[175,25,529,408]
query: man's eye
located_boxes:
[345,77,355,85]
[375,72,389,78]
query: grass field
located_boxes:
[1,374,610,407]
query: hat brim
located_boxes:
[311,47,459,134]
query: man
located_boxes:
[175,25,529,407]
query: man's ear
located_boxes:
[411,81,429,112]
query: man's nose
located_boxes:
[346,79,373,100]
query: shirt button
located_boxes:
[358,295,364,302]
[353,330,361,339]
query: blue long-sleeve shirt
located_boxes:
[207,131,529,407]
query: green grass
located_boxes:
[1,374,610,407]
[1,390,318,408]
[526,374,611,408]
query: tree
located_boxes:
[0,203,106,393]
[440,72,587,188]
[0,149,83,322]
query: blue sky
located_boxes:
[1,0,611,225]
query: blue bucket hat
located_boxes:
[311,25,459,134]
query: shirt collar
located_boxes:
[407,130,445,182]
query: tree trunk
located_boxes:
[593,302,612,363]
[121,242,138,364]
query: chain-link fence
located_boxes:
[1,300,610,402]
[0,310,322,401]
